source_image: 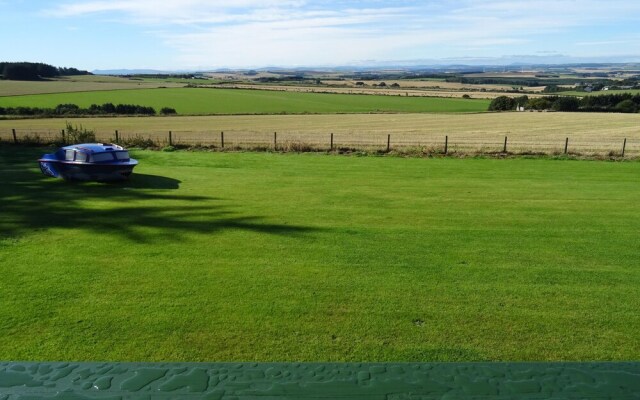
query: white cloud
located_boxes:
[44,1,640,67]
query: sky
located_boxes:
[2,0,640,71]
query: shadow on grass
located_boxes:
[0,146,318,242]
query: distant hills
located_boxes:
[93,61,640,76]
[92,69,176,75]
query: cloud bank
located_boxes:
[46,0,640,68]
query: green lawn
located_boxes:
[0,88,489,115]
[1,147,639,362]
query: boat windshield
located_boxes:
[91,153,115,162]
[75,152,88,162]
[115,151,130,160]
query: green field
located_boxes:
[0,88,490,115]
[1,147,639,362]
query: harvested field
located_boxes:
[0,76,183,96]
[208,83,546,99]
[2,112,639,155]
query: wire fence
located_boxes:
[1,128,637,157]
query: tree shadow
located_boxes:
[120,173,182,190]
[0,146,319,242]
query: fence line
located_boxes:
[1,128,638,156]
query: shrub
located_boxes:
[64,122,96,144]
[119,134,156,149]
[160,107,177,115]
[615,99,638,113]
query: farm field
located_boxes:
[0,76,183,96]
[561,89,640,97]
[0,88,489,115]
[2,112,639,155]
[1,147,639,362]
[204,83,538,99]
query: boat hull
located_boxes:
[39,158,137,182]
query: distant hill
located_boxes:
[93,69,180,75]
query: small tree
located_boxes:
[488,96,517,111]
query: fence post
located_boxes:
[330,133,334,150]
[115,130,119,143]
[564,137,569,154]
[61,129,65,144]
[444,135,448,155]
[274,132,277,150]
[387,134,391,152]
[221,131,224,148]
[168,131,173,146]
[503,136,508,153]
[12,128,17,144]
[622,138,627,157]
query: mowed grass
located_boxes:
[1,148,639,362]
[0,87,489,115]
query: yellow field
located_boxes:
[2,112,638,155]
[0,74,546,99]
[322,79,546,92]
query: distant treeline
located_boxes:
[124,73,205,80]
[449,77,581,87]
[255,75,308,83]
[0,103,177,116]
[489,93,640,113]
[0,62,91,81]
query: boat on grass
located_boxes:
[39,143,138,182]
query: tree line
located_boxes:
[0,62,91,80]
[489,93,640,113]
[0,103,177,116]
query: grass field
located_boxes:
[2,112,639,155]
[0,88,489,115]
[1,147,639,362]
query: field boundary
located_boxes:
[2,128,637,158]
[1,361,638,399]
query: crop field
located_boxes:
[204,83,540,100]
[2,112,639,155]
[561,89,640,97]
[0,88,489,115]
[1,147,639,362]
[321,79,546,92]
[0,76,183,96]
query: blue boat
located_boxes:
[39,143,138,182]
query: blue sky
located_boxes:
[3,1,640,70]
